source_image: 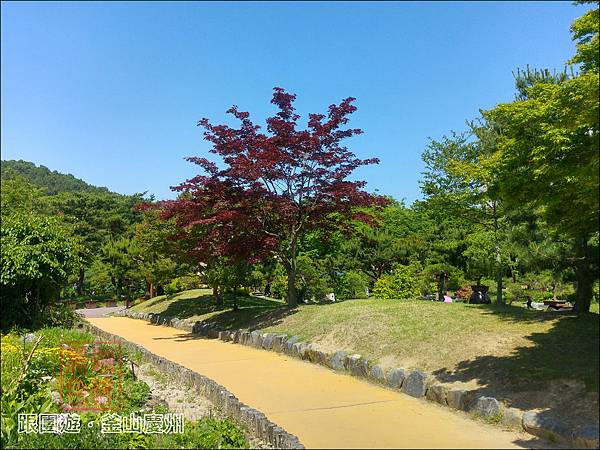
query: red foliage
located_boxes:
[161,88,386,270]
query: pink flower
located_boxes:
[95,396,108,405]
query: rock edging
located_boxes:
[116,310,599,449]
[83,321,304,449]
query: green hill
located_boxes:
[0,159,111,195]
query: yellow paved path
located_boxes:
[88,317,545,449]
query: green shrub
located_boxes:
[1,214,79,331]
[40,302,81,329]
[120,379,152,412]
[1,388,56,447]
[165,275,201,296]
[372,265,420,299]
[172,418,248,449]
[336,271,369,299]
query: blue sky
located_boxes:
[1,1,587,203]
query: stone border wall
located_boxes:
[115,310,599,449]
[83,321,304,449]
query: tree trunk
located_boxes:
[286,267,298,307]
[149,282,155,299]
[509,254,517,283]
[76,267,85,296]
[213,285,223,307]
[493,204,504,305]
[573,238,593,314]
[283,236,299,307]
[496,263,503,305]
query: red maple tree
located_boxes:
[161,88,385,306]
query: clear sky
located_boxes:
[1,1,588,203]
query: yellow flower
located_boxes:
[0,342,20,354]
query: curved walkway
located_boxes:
[87,316,553,449]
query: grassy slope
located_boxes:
[130,289,599,394]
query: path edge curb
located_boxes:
[82,320,305,449]
[113,309,599,449]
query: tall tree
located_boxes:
[421,130,508,303]
[45,190,145,295]
[162,88,384,306]
[343,200,426,284]
[481,3,599,312]
[133,209,183,298]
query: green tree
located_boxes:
[44,191,145,295]
[0,174,45,217]
[481,4,599,311]
[97,236,143,300]
[569,1,599,73]
[1,214,78,329]
[133,209,183,297]
[421,130,508,303]
[342,200,427,285]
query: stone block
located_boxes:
[240,330,251,345]
[218,331,230,341]
[250,331,262,348]
[207,328,219,339]
[291,342,305,357]
[470,396,501,418]
[272,334,287,352]
[500,406,523,429]
[299,343,311,360]
[314,350,329,366]
[425,383,449,405]
[285,336,299,353]
[370,365,386,383]
[446,388,475,411]
[401,370,430,398]
[347,354,369,377]
[522,411,571,444]
[329,351,348,371]
[261,333,275,350]
[386,368,406,389]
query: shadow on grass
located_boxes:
[433,304,599,421]
[153,292,298,331]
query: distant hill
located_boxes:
[1,160,111,195]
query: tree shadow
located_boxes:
[204,304,299,330]
[432,304,599,425]
[157,293,280,318]
[151,291,298,330]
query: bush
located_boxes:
[1,214,79,331]
[172,417,248,449]
[372,265,420,299]
[270,269,288,300]
[165,275,201,295]
[1,389,56,447]
[455,284,473,299]
[335,271,369,300]
[39,302,81,329]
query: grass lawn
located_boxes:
[130,290,599,391]
[129,289,599,425]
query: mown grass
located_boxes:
[128,289,286,329]
[131,290,599,395]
